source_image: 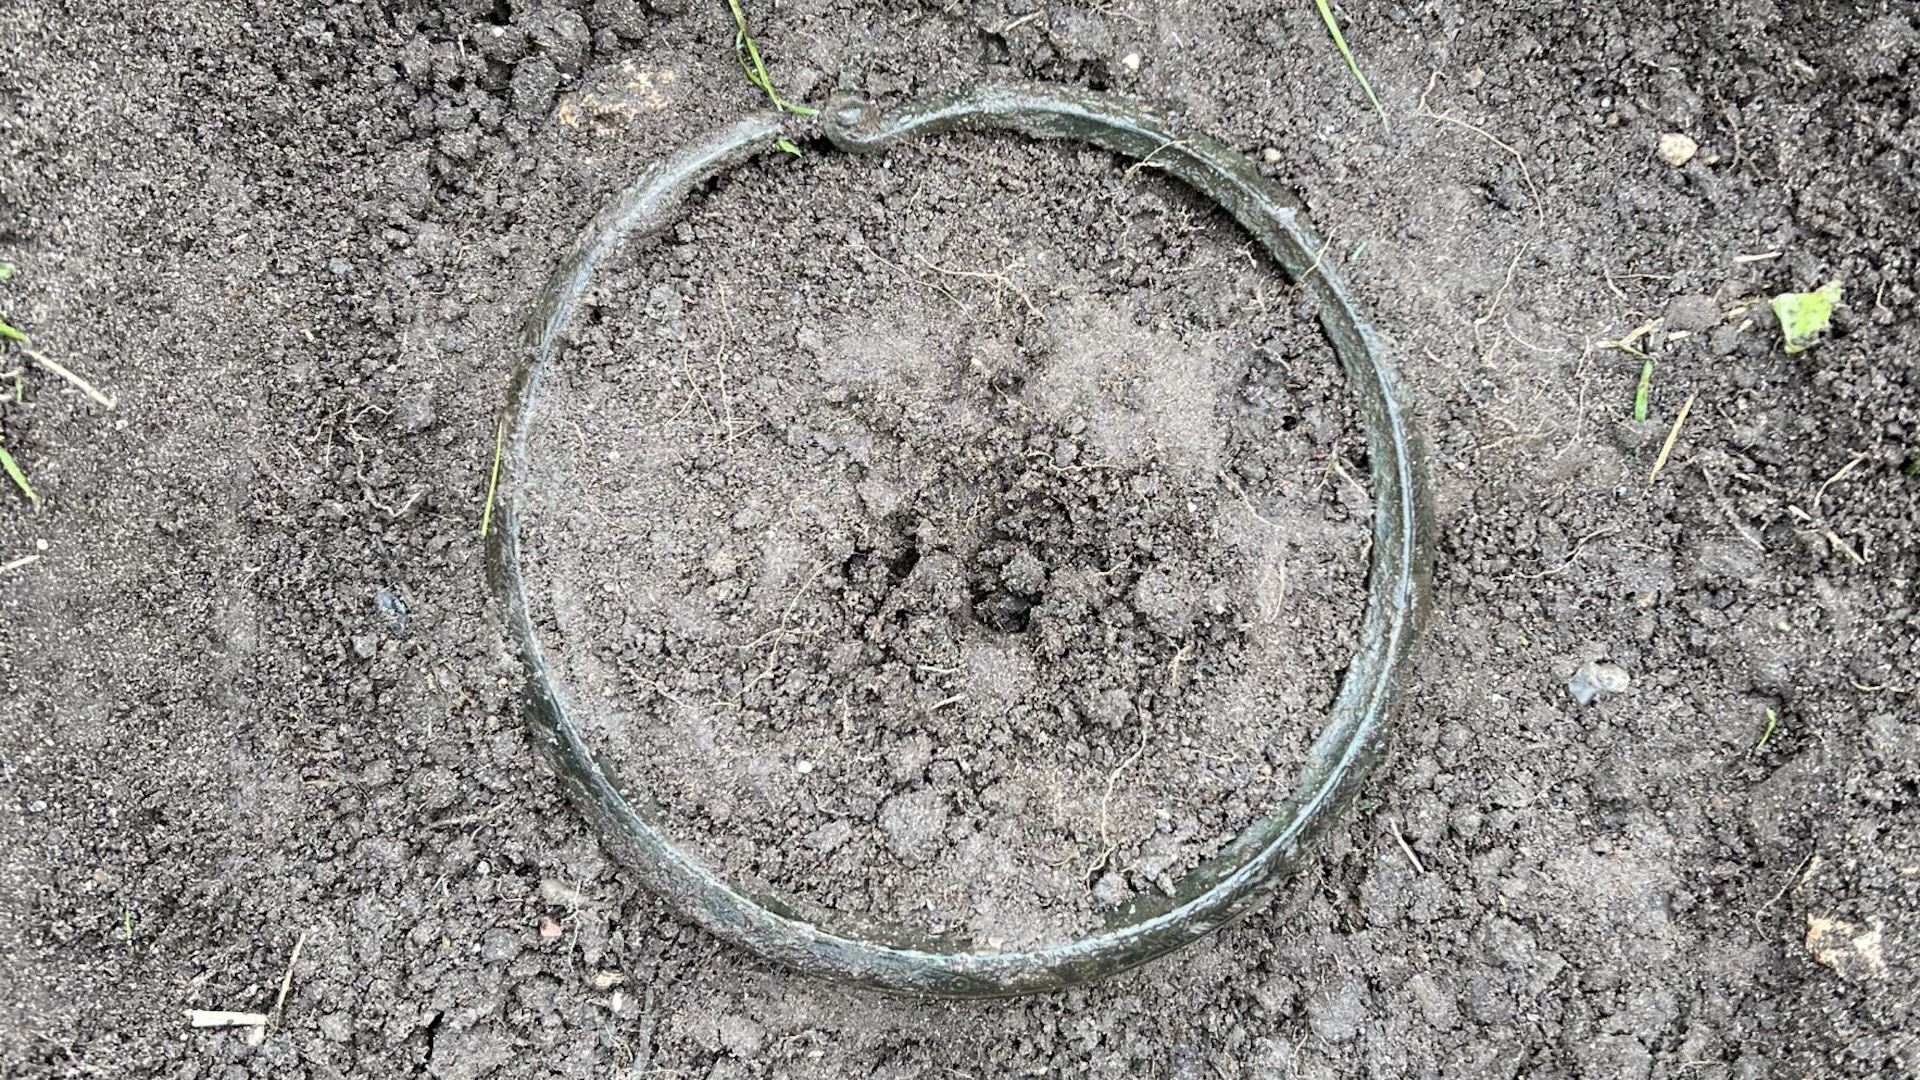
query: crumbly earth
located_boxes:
[516,136,1366,946]
[2,2,1916,1078]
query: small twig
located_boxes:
[1697,466,1766,552]
[863,246,966,307]
[478,416,505,539]
[1647,391,1696,485]
[0,553,39,575]
[1388,818,1426,874]
[1754,851,1816,920]
[1168,639,1194,687]
[1325,454,1367,500]
[186,1010,269,1029]
[911,255,1039,316]
[270,930,309,1031]
[426,803,509,830]
[22,347,115,410]
[1596,317,1662,360]
[1001,9,1043,33]
[1515,523,1620,580]
[1219,470,1285,532]
[1811,449,1869,514]
[1294,235,1337,292]
[1823,530,1865,565]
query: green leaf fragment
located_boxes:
[0,262,15,280]
[0,442,39,509]
[1770,280,1842,355]
[727,0,818,117]
[774,137,801,156]
[1633,359,1653,422]
[0,318,27,344]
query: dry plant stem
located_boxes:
[186,1010,269,1028]
[1388,817,1426,873]
[270,930,309,1031]
[0,553,40,575]
[1647,391,1696,485]
[478,417,505,538]
[1811,449,1868,513]
[1090,699,1154,879]
[24,347,115,409]
[1415,71,1545,218]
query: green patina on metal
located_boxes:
[489,84,1435,997]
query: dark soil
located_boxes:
[517,135,1365,945]
[3,1,1916,1078]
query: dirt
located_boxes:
[2,1,1916,1078]
[517,135,1365,945]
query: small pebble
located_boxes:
[539,878,587,908]
[1657,133,1698,167]
[1260,147,1282,164]
[1120,51,1141,72]
[794,759,814,775]
[375,588,408,633]
[1091,872,1132,908]
[1567,659,1631,706]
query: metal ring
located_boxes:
[489,85,1434,997]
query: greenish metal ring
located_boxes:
[489,83,1434,997]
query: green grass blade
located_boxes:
[726,0,818,117]
[0,441,40,509]
[1633,360,1653,421]
[0,317,28,345]
[1313,0,1388,132]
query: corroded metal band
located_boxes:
[489,84,1434,997]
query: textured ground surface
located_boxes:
[2,1,1916,1077]
[515,134,1368,945]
